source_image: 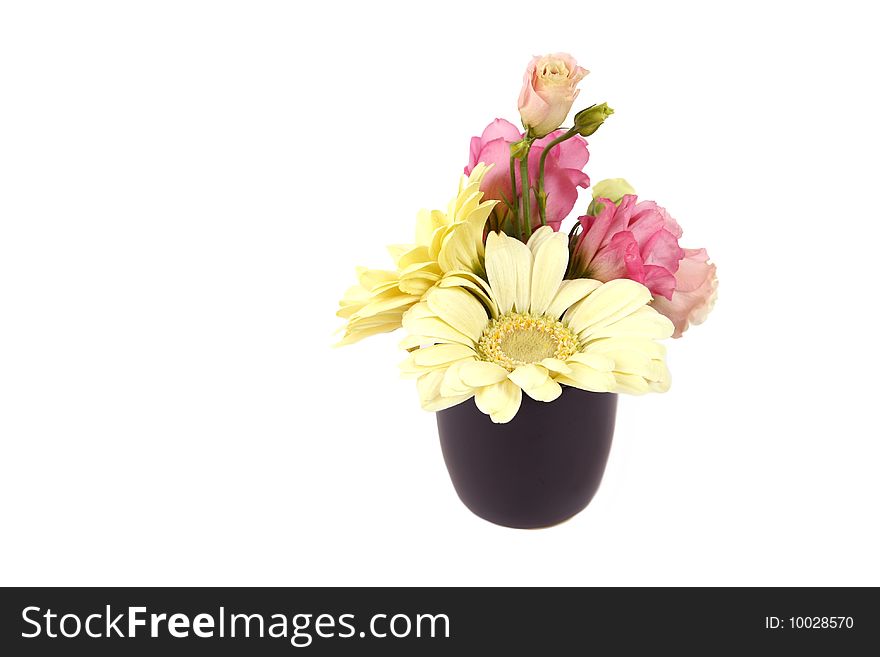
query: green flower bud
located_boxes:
[587,177,636,216]
[592,178,636,203]
[509,139,530,160]
[573,102,614,137]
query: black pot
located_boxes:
[436,387,617,529]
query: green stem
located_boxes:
[519,141,533,239]
[536,127,578,226]
[498,189,516,213]
[566,222,583,278]
[508,154,520,239]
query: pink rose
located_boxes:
[465,118,590,231]
[569,195,685,300]
[651,248,718,338]
[518,53,589,137]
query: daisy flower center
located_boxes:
[476,312,580,371]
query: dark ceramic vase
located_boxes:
[436,387,617,529]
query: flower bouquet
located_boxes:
[337,54,717,528]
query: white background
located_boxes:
[1,0,878,586]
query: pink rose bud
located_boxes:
[518,53,588,138]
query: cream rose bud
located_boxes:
[518,53,589,138]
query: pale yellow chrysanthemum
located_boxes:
[400,227,675,423]
[336,164,497,345]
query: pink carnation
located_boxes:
[569,195,684,300]
[651,248,718,338]
[464,118,589,231]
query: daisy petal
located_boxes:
[438,273,498,318]
[356,267,398,289]
[529,231,569,316]
[586,306,675,341]
[412,344,478,367]
[526,225,556,257]
[440,360,475,397]
[584,336,667,360]
[401,300,435,322]
[556,364,617,393]
[611,372,651,394]
[524,378,563,402]
[547,279,603,319]
[508,363,550,390]
[608,351,655,378]
[485,231,532,314]
[564,279,652,336]
[350,293,421,321]
[403,316,475,347]
[398,276,435,296]
[426,287,488,342]
[458,360,509,387]
[396,246,433,270]
[540,358,573,375]
[438,222,481,273]
[399,353,420,377]
[415,208,448,246]
[335,323,401,347]
[474,380,523,424]
[649,362,672,392]
[566,352,615,372]
[416,370,445,406]
[509,363,562,402]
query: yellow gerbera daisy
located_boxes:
[336,164,497,345]
[400,227,675,423]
